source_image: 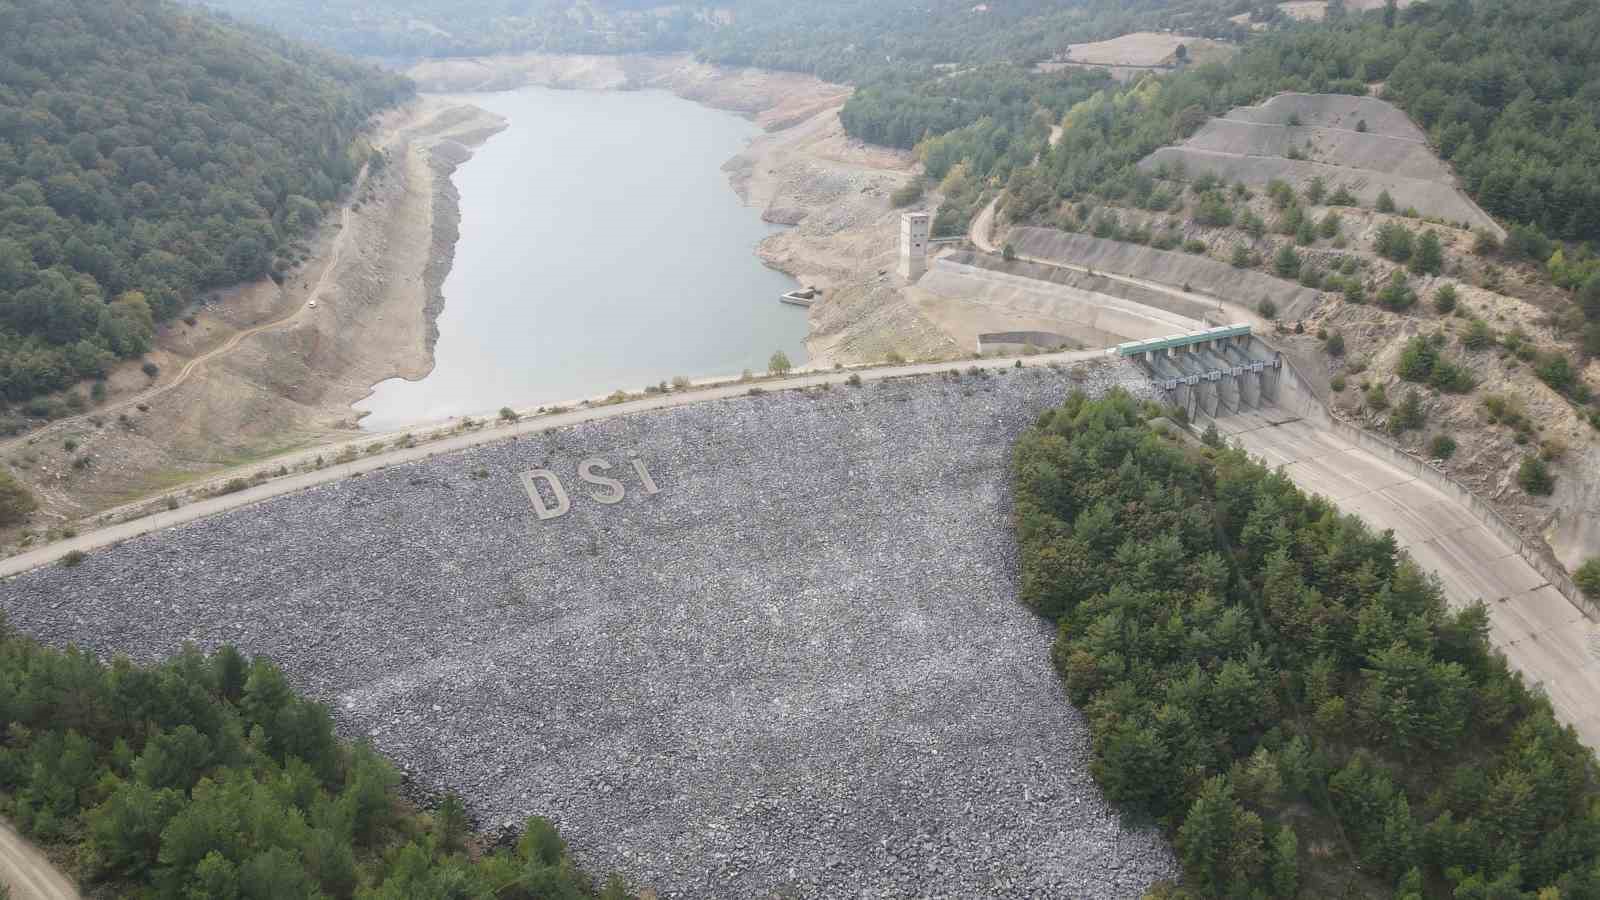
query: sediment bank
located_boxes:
[0,98,505,531]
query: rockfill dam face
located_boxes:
[1,362,1176,899]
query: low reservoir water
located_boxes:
[357,87,807,430]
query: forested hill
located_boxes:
[0,0,413,409]
[192,0,1252,71]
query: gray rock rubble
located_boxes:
[2,361,1176,898]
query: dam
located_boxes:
[1,361,1178,899]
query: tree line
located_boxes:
[0,620,632,899]
[0,0,413,409]
[1014,391,1600,898]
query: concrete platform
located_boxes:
[1224,411,1600,747]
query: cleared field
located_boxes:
[0,367,1175,899]
[1141,93,1503,236]
[1061,31,1232,67]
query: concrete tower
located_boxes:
[899,211,931,281]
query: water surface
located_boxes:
[358,87,806,429]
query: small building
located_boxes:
[899,212,931,281]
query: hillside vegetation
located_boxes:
[194,0,1253,69]
[0,0,412,409]
[0,621,631,899]
[1015,392,1600,898]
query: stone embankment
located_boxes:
[2,362,1176,899]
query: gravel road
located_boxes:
[1,362,1176,898]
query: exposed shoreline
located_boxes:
[406,52,951,367]
[0,98,506,533]
[1,53,936,536]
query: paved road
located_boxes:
[0,820,79,900]
[0,350,1107,579]
[1218,408,1600,746]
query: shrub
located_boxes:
[1503,223,1552,263]
[1356,119,1369,132]
[1463,319,1494,350]
[671,376,692,390]
[1231,246,1254,268]
[1318,212,1342,239]
[60,549,87,568]
[1192,192,1233,227]
[1473,229,1501,257]
[1325,333,1346,357]
[1329,186,1358,206]
[1576,559,1600,598]
[1390,390,1425,432]
[1365,382,1388,410]
[1430,434,1457,460]
[890,180,924,208]
[846,373,862,387]
[1377,271,1415,310]
[216,477,250,496]
[1376,190,1396,213]
[1375,222,1414,262]
[1429,358,1476,393]
[1183,239,1208,254]
[768,350,793,376]
[1518,455,1555,495]
[1002,242,1017,261]
[142,361,159,378]
[498,407,519,422]
[1330,374,1347,392]
[0,469,36,525]
[1273,246,1301,279]
[1432,283,1457,314]
[1534,353,1577,395]
[1240,210,1266,238]
[1411,230,1444,276]
[1258,299,1278,320]
[1397,337,1436,383]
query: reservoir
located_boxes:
[357,87,807,430]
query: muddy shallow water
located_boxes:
[358,86,808,430]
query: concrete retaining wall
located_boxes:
[919,256,1205,347]
[1008,228,1325,321]
[978,331,1075,353]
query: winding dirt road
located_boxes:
[0,820,79,900]
[0,163,368,463]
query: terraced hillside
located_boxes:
[1141,93,1503,236]
[0,364,1176,899]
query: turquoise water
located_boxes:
[357,86,807,430]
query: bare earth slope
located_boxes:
[1141,93,1503,236]
[0,365,1177,899]
[1,99,505,526]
